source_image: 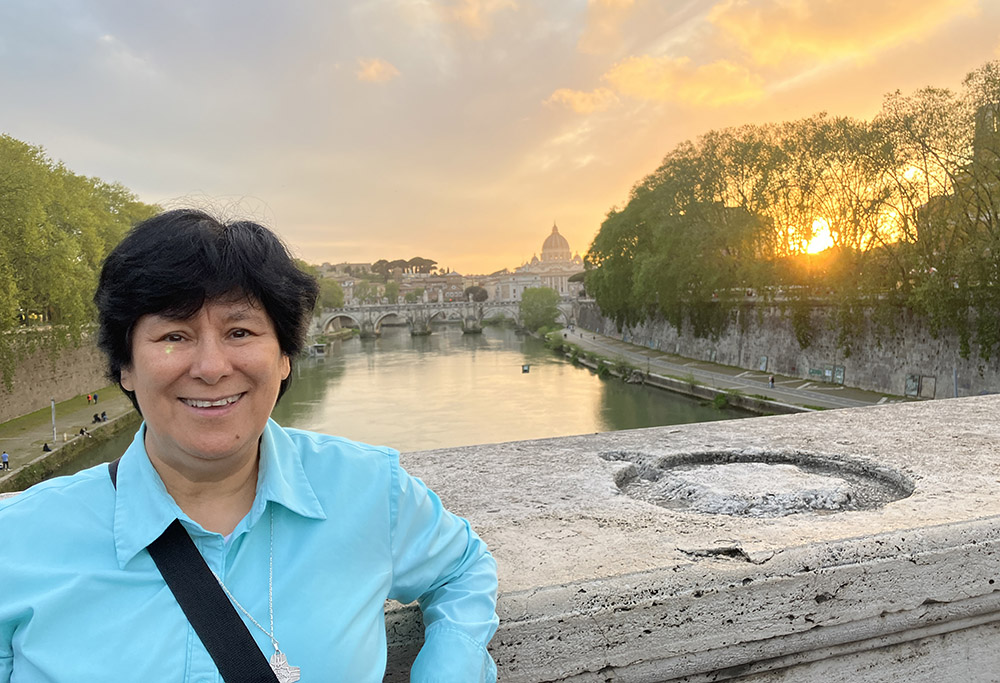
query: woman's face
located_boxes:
[121,297,290,472]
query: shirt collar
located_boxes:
[113,419,326,568]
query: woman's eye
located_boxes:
[163,333,184,342]
[231,329,251,339]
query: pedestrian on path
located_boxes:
[768,375,775,389]
[86,393,92,404]
[1,450,8,470]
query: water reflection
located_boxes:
[52,324,750,476]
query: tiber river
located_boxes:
[56,324,750,475]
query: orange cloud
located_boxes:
[709,0,979,66]
[603,55,764,106]
[356,58,400,83]
[546,87,620,113]
[578,0,636,55]
[437,0,518,39]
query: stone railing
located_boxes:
[387,395,1000,681]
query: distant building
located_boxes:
[481,223,584,301]
[322,262,372,276]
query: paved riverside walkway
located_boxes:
[562,326,903,411]
[0,387,136,477]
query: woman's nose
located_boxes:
[189,337,232,383]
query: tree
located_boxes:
[384,281,400,302]
[408,257,437,274]
[0,134,157,385]
[353,281,380,304]
[404,287,425,303]
[294,259,319,278]
[317,278,344,309]
[464,285,488,302]
[519,287,560,331]
[370,259,390,282]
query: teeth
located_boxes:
[183,394,242,408]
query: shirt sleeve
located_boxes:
[387,458,499,682]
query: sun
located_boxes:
[804,218,835,254]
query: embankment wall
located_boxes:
[576,301,1000,398]
[0,338,108,423]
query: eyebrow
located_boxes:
[154,303,267,324]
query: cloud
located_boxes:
[578,0,636,55]
[356,58,400,83]
[434,0,518,39]
[97,34,157,79]
[546,87,619,113]
[708,0,979,66]
[603,55,764,106]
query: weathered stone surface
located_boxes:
[386,396,1000,681]
[0,338,107,424]
[576,300,1000,399]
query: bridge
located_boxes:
[313,299,576,338]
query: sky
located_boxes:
[2,0,999,275]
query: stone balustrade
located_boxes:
[387,395,1000,681]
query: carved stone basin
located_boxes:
[602,449,914,517]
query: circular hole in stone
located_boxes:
[601,450,913,518]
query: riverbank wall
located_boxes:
[385,395,1000,681]
[0,337,108,424]
[0,409,140,493]
[575,300,1000,398]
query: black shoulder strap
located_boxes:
[109,459,279,683]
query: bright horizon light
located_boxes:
[804,218,835,254]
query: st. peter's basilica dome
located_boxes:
[541,223,572,262]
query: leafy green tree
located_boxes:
[404,287,425,303]
[583,58,1000,358]
[408,257,437,274]
[0,134,157,385]
[370,259,390,282]
[519,287,560,331]
[317,278,344,308]
[294,259,319,278]
[464,285,488,302]
[384,281,400,302]
[353,281,380,304]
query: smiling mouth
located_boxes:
[181,393,245,408]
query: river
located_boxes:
[53,324,750,475]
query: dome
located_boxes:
[541,223,572,262]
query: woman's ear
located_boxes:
[120,367,134,392]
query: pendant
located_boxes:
[270,650,301,683]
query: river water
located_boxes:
[54,325,750,475]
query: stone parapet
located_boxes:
[575,300,1000,399]
[387,396,1000,681]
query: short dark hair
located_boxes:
[95,209,319,413]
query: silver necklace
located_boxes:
[211,507,300,683]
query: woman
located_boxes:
[0,209,499,682]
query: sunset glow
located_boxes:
[804,218,835,254]
[0,1,998,273]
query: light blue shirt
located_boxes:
[0,420,499,681]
